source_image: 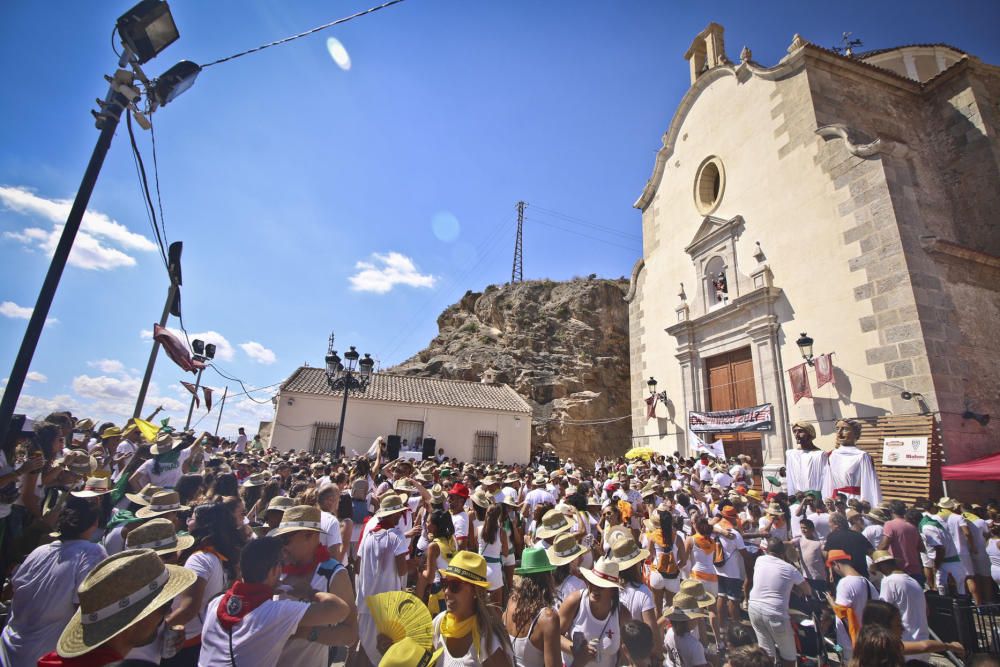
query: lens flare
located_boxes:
[326,37,351,71]
[432,211,460,243]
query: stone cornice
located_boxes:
[624,258,645,303]
[665,285,782,338]
[921,236,1000,271]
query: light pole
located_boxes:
[0,0,200,446]
[324,333,375,459]
[646,376,668,404]
[184,339,215,429]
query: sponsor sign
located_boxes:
[882,436,929,467]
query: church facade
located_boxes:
[626,24,1000,490]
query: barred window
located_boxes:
[311,422,339,454]
[474,431,497,464]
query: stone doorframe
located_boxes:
[665,278,793,465]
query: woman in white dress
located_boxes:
[432,551,513,667]
[478,502,509,606]
[607,534,662,666]
[644,504,687,616]
[417,509,456,615]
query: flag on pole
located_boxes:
[180,381,200,408]
[814,353,835,389]
[133,418,160,443]
[203,386,213,412]
[688,431,725,458]
[153,324,204,374]
[789,363,812,403]
[645,395,658,421]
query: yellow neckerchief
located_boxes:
[440,612,481,658]
[434,536,457,561]
[647,528,666,548]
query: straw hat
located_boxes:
[429,484,447,505]
[269,505,323,537]
[504,472,521,484]
[125,484,162,507]
[500,490,520,508]
[938,497,957,510]
[71,477,112,498]
[125,518,195,555]
[546,533,588,567]
[242,473,268,487]
[61,450,97,477]
[470,487,493,509]
[380,637,443,667]
[608,534,649,571]
[662,603,706,621]
[413,471,433,484]
[56,549,196,658]
[746,489,764,503]
[639,482,658,498]
[871,550,895,565]
[536,509,572,539]
[579,557,620,589]
[149,433,181,456]
[135,491,189,519]
[394,478,420,495]
[604,524,631,546]
[480,475,498,487]
[375,494,408,519]
[677,580,716,608]
[100,427,122,440]
[586,496,602,508]
[439,551,490,588]
[266,495,296,514]
[515,547,556,576]
[866,508,889,524]
[766,502,785,516]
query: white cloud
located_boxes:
[240,341,276,365]
[26,371,47,383]
[0,185,156,271]
[140,327,235,361]
[73,374,143,400]
[88,359,126,375]
[0,301,58,325]
[349,251,436,294]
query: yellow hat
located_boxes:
[439,551,490,588]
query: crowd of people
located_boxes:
[0,411,999,667]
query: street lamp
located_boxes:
[183,338,216,429]
[0,0,199,446]
[796,332,815,366]
[647,376,668,403]
[324,333,375,459]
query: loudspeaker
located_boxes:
[422,437,436,460]
[386,435,401,461]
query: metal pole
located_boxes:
[184,366,204,430]
[0,89,127,447]
[133,281,178,418]
[334,375,351,459]
[214,386,228,436]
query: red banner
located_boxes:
[154,324,204,374]
[815,353,835,389]
[203,386,213,412]
[645,395,658,421]
[180,381,200,408]
[789,363,812,404]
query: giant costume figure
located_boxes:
[784,421,828,497]
[822,418,882,505]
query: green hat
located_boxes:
[765,475,782,487]
[439,467,452,477]
[806,490,823,500]
[514,547,556,575]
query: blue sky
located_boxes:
[2,1,998,436]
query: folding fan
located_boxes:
[365,591,434,650]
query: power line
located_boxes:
[148,121,169,248]
[530,204,641,241]
[201,0,411,68]
[125,112,169,271]
[207,363,275,404]
[525,217,639,252]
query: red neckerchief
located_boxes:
[282,544,331,577]
[216,581,274,630]
[38,647,123,667]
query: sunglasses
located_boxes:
[443,579,469,593]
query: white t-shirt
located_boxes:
[834,575,878,658]
[619,582,655,621]
[114,440,138,478]
[234,434,248,453]
[1,540,107,667]
[715,531,746,579]
[664,627,707,667]
[879,572,928,662]
[136,447,191,489]
[198,597,309,667]
[319,511,343,550]
[355,528,408,605]
[451,511,470,542]
[183,550,227,641]
[748,553,805,616]
[279,561,345,667]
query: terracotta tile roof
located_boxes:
[856,43,966,59]
[280,367,532,413]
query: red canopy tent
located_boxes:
[941,452,1000,481]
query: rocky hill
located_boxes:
[390,277,631,463]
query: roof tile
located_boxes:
[280,367,532,413]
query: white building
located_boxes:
[270,367,532,463]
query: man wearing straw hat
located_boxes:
[272,506,357,667]
[199,537,351,667]
[747,538,812,667]
[356,494,410,667]
[37,549,197,667]
[661,606,709,667]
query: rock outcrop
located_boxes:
[390,277,631,463]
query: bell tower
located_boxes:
[684,23,728,85]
